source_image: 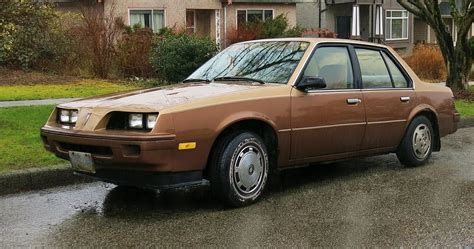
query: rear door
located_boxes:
[354,47,416,150]
[290,45,366,159]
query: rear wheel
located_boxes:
[209,131,269,207]
[397,116,434,167]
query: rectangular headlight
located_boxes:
[146,114,158,129]
[58,108,79,125]
[60,109,71,123]
[70,110,79,123]
[129,113,143,129]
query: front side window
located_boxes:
[129,9,164,32]
[186,41,309,84]
[303,47,354,89]
[237,10,273,29]
[385,10,408,40]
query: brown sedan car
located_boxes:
[41,38,460,206]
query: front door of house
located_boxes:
[336,16,351,39]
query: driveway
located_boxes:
[1,128,473,247]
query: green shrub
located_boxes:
[150,30,218,82]
[0,1,70,70]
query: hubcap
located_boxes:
[412,124,431,160]
[232,144,266,197]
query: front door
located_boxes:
[336,16,351,39]
[354,47,416,150]
[290,45,366,159]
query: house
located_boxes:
[52,0,474,54]
[53,0,302,48]
[296,0,474,54]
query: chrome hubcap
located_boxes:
[232,144,265,196]
[412,124,431,160]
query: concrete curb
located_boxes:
[0,165,94,196]
[1,118,473,196]
[459,117,474,128]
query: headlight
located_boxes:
[129,113,144,129]
[146,114,158,129]
[58,109,79,125]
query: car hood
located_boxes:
[59,82,267,112]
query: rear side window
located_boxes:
[303,46,354,89]
[382,52,408,88]
[355,48,392,88]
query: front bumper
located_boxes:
[40,126,178,172]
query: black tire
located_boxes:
[209,131,269,207]
[397,116,434,167]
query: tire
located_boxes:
[209,131,269,207]
[397,116,434,167]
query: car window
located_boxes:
[355,48,392,88]
[303,46,354,89]
[382,51,408,88]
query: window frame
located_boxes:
[296,43,361,92]
[186,10,196,34]
[352,45,413,90]
[385,10,409,41]
[236,9,274,27]
[128,8,166,33]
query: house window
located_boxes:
[129,9,164,32]
[186,10,196,34]
[385,10,408,40]
[237,9,273,28]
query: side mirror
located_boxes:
[296,76,327,92]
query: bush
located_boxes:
[302,28,337,38]
[227,14,305,44]
[150,29,218,82]
[0,1,67,70]
[116,25,154,78]
[404,44,447,81]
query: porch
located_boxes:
[325,0,384,43]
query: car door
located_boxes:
[354,47,416,150]
[290,45,366,160]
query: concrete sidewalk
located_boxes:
[0,98,79,108]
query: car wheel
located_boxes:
[397,116,434,167]
[209,131,269,207]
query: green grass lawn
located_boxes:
[0,105,65,173]
[0,79,140,101]
[456,100,474,117]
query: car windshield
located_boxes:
[186,41,309,84]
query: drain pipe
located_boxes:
[223,4,228,48]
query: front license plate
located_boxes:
[69,151,95,173]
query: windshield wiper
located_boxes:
[213,76,265,84]
[182,78,211,83]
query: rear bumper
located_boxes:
[40,126,178,172]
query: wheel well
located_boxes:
[415,110,441,151]
[204,119,278,179]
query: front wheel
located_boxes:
[209,131,269,207]
[397,116,434,167]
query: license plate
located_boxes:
[69,151,95,173]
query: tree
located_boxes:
[397,0,473,90]
[78,1,123,78]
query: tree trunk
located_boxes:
[446,50,470,90]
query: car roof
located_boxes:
[237,37,388,49]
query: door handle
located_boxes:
[400,96,411,102]
[347,98,362,105]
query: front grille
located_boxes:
[58,142,113,156]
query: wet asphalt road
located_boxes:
[1,128,473,247]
